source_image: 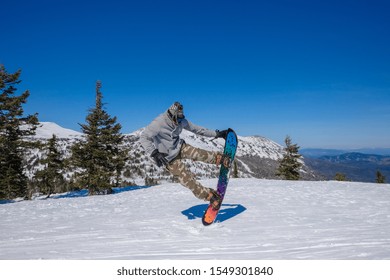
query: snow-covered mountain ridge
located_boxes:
[34,122,282,159]
[26,122,318,183]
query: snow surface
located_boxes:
[1,178,390,260]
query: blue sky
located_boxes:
[1,0,390,149]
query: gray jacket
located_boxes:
[140,111,217,162]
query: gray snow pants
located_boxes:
[166,143,219,201]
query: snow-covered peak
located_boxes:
[34,122,82,139]
[237,135,284,160]
[125,127,144,137]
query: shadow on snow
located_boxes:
[0,200,15,205]
[181,203,247,224]
[53,185,152,199]
[0,186,152,204]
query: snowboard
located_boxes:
[202,128,238,226]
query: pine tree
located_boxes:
[276,135,302,180]
[0,65,38,200]
[35,134,65,198]
[335,173,347,181]
[71,81,126,195]
[376,171,386,184]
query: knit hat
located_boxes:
[167,101,185,124]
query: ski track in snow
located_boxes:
[1,178,390,260]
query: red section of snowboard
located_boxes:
[202,205,219,225]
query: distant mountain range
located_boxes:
[302,150,390,183]
[301,148,390,158]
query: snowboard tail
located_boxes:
[202,128,238,226]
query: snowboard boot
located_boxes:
[216,153,231,169]
[207,189,222,210]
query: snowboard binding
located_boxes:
[209,189,222,210]
[216,153,232,169]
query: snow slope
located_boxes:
[1,178,390,260]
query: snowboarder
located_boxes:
[140,101,230,209]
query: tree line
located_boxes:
[1,65,127,200]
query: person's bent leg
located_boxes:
[180,143,218,164]
[166,159,211,201]
[180,143,230,168]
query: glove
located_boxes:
[215,129,229,140]
[151,149,168,167]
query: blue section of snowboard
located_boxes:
[216,129,238,199]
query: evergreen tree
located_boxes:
[71,81,126,195]
[35,134,65,198]
[376,170,386,184]
[335,173,347,181]
[276,135,302,180]
[0,65,38,200]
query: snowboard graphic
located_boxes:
[202,128,238,226]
